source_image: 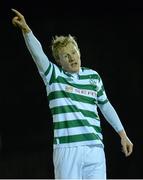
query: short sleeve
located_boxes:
[97,75,109,105]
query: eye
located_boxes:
[72,51,76,54]
[63,54,68,58]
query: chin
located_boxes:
[71,68,80,73]
[64,66,80,73]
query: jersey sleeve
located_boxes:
[23,31,60,85]
[97,74,109,105]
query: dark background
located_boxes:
[0,0,143,178]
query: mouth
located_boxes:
[71,62,78,67]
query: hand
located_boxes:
[11,8,31,33]
[121,136,133,157]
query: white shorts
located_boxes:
[53,145,106,179]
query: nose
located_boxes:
[69,59,74,63]
[68,55,74,63]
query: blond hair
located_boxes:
[51,34,79,62]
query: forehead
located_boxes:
[59,42,78,54]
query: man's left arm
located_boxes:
[98,101,133,157]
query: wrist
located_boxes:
[22,25,31,33]
[118,129,127,139]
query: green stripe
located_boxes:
[54,119,101,133]
[80,108,99,119]
[79,74,99,80]
[55,76,97,91]
[54,133,101,144]
[51,105,99,119]
[44,63,51,76]
[48,91,97,105]
[97,89,104,97]
[49,66,56,84]
[98,99,108,105]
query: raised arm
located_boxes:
[11,9,50,74]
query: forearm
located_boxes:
[98,101,124,132]
[23,31,50,73]
[99,101,133,156]
[12,9,50,73]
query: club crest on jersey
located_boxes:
[89,79,97,86]
[65,85,74,93]
[89,79,98,91]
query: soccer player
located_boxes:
[11,9,133,179]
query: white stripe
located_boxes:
[53,112,100,126]
[54,121,103,140]
[80,69,98,76]
[54,126,99,137]
[97,92,107,101]
[49,98,98,113]
[53,139,103,148]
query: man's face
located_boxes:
[58,43,81,73]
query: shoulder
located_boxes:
[81,67,100,78]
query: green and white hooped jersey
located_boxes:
[42,62,108,148]
[23,32,124,149]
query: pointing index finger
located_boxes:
[11,8,24,18]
